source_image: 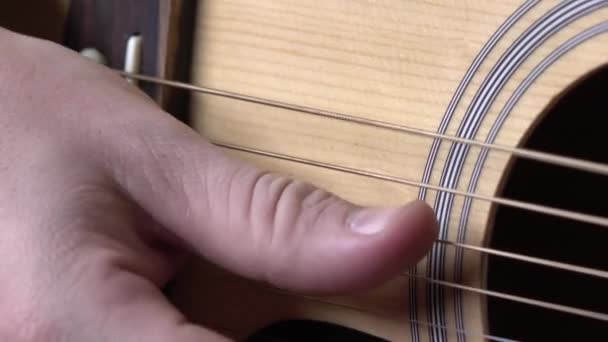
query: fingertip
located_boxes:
[397,200,439,257]
[378,200,438,259]
[336,200,438,291]
[402,199,440,241]
[349,200,438,240]
[286,200,438,294]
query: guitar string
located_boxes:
[213,142,608,325]
[405,273,608,322]
[262,271,608,323]
[200,258,606,338]
[215,142,608,279]
[199,265,521,342]
[171,150,606,339]
[116,71,608,277]
[282,288,516,342]
[213,141,607,228]
[434,239,608,280]
[117,72,608,228]
[201,144,608,325]
[117,72,608,322]
[118,71,608,177]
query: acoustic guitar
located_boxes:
[11,0,608,340]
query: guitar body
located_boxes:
[167,1,608,340]
[7,0,607,340]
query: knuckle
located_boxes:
[249,174,345,284]
[252,174,343,247]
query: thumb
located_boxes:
[107,108,438,294]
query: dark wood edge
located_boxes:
[62,0,197,124]
[157,0,198,124]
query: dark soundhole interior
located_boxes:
[487,65,608,340]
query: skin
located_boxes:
[0,28,438,341]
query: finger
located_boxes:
[99,275,230,342]
[104,100,437,294]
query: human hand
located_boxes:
[0,28,437,341]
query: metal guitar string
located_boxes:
[208,265,605,342]
[434,239,608,280]
[213,142,608,278]
[212,144,608,322]
[116,72,608,324]
[118,71,608,177]
[207,141,608,279]
[117,72,608,228]
[406,274,608,322]
[262,286,520,342]
[211,141,607,228]
[265,269,608,324]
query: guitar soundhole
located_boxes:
[487,65,608,340]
